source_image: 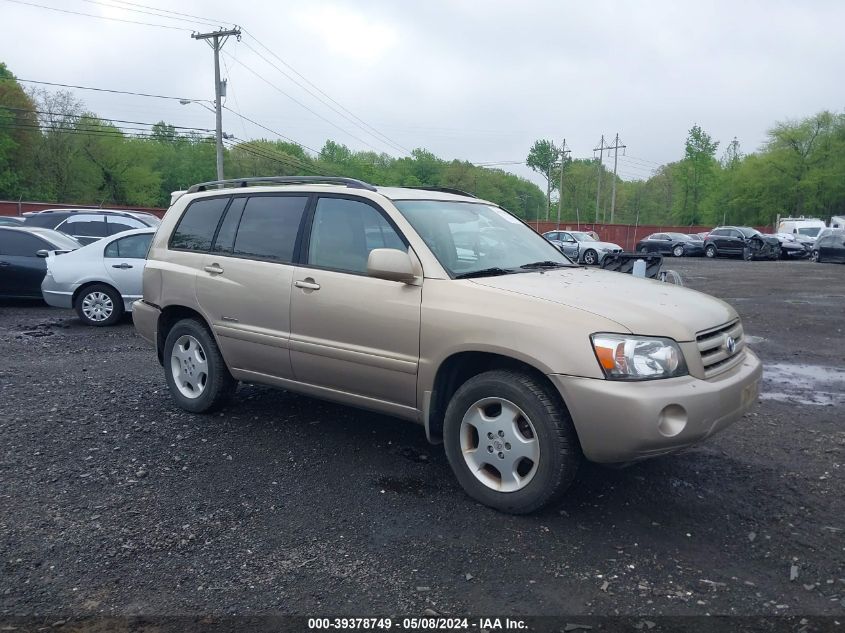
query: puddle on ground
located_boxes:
[761,362,845,406]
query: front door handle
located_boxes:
[294,279,320,290]
[111,263,133,269]
[204,264,224,275]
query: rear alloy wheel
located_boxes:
[672,244,685,257]
[75,283,123,327]
[164,319,236,413]
[743,247,754,261]
[582,249,598,265]
[443,369,581,514]
[705,245,717,258]
[811,250,821,263]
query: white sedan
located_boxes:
[41,227,155,326]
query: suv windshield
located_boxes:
[667,233,691,240]
[797,227,821,237]
[393,200,572,277]
[737,227,760,238]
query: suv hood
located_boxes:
[470,267,736,342]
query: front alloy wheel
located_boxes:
[672,244,685,257]
[582,249,598,265]
[443,369,581,514]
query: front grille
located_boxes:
[696,319,745,377]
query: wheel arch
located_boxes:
[72,279,120,306]
[156,305,213,365]
[425,351,571,444]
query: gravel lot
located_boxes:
[1,257,843,618]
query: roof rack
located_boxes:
[186,176,377,194]
[405,186,478,198]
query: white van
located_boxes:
[776,218,826,244]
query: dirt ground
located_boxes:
[0,257,843,619]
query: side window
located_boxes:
[308,197,405,274]
[710,229,725,237]
[106,216,145,235]
[730,229,743,238]
[106,233,153,259]
[170,197,229,251]
[232,195,308,262]
[0,230,48,256]
[211,197,247,254]
[560,232,573,242]
[60,214,108,239]
[546,232,558,240]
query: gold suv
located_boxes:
[134,177,762,513]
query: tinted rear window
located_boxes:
[170,197,229,251]
[232,196,307,263]
[0,230,48,256]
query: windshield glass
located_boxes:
[737,227,760,237]
[667,233,690,241]
[393,200,572,277]
[797,227,821,237]
[570,231,597,242]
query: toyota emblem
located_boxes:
[725,336,736,354]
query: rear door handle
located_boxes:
[294,279,320,290]
[204,264,224,275]
[111,263,133,269]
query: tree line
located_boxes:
[0,63,545,216]
[3,61,844,227]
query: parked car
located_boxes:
[770,233,811,259]
[542,230,623,265]
[41,228,155,326]
[0,227,81,299]
[0,216,25,226]
[133,176,762,514]
[635,232,705,257]
[22,209,160,245]
[811,229,845,264]
[704,226,781,260]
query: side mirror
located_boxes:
[367,248,416,283]
[36,249,50,258]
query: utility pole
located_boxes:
[557,139,571,229]
[593,134,626,223]
[192,27,241,181]
[608,133,626,223]
[593,135,605,223]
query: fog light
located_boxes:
[657,404,687,437]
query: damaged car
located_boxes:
[704,226,781,261]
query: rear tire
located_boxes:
[443,369,581,514]
[705,244,717,258]
[672,244,685,257]
[75,283,123,327]
[164,318,236,413]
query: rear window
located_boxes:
[170,197,229,251]
[0,229,48,256]
[232,195,307,263]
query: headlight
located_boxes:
[591,334,688,380]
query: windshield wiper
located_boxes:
[455,267,515,279]
[519,260,570,269]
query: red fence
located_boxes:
[526,220,770,251]
[1,200,771,251]
[0,200,166,218]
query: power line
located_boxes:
[6,78,208,103]
[79,0,227,28]
[228,137,327,174]
[2,0,192,30]
[105,0,233,27]
[1,107,217,133]
[239,37,411,156]
[223,52,394,156]
[222,106,322,155]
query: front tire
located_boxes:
[443,369,581,514]
[582,249,598,265]
[75,283,123,326]
[164,319,236,413]
[705,244,717,258]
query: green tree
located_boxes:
[526,139,560,218]
[676,124,719,224]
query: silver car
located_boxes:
[543,230,623,265]
[41,228,155,326]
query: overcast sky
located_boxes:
[3,0,844,186]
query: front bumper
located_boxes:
[549,348,762,463]
[132,299,160,347]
